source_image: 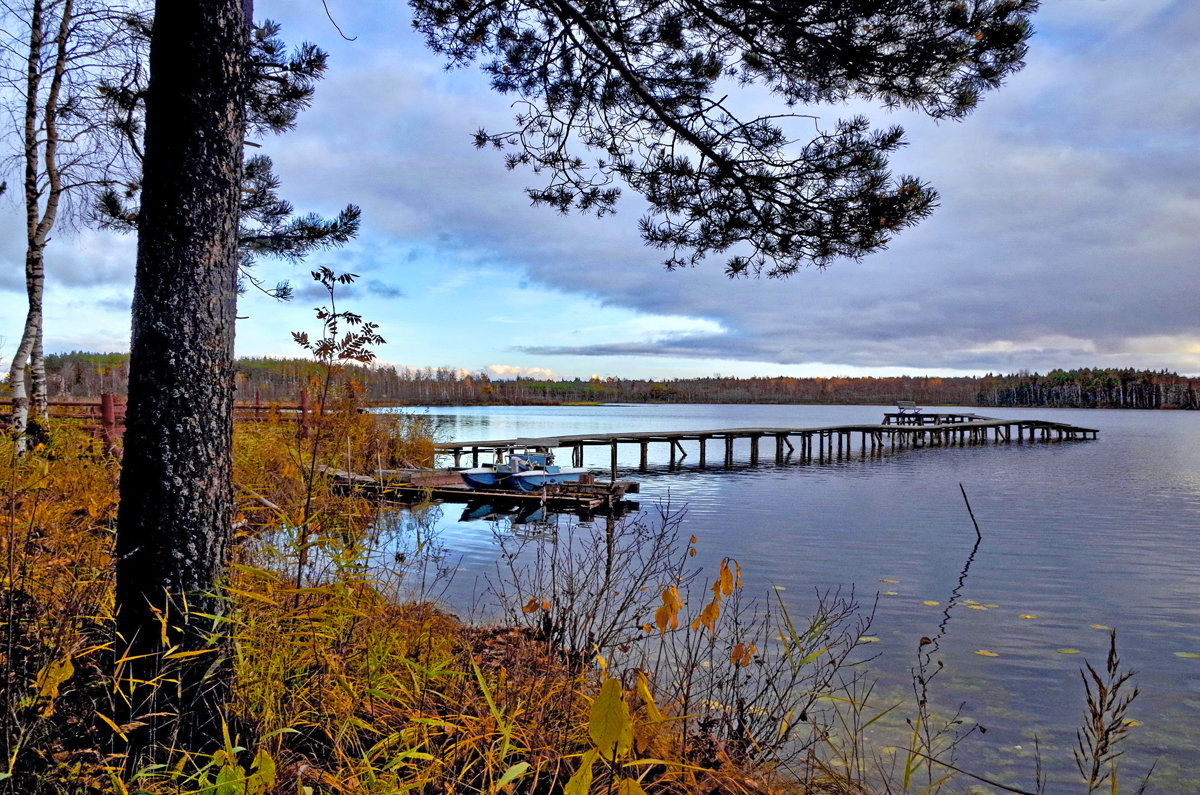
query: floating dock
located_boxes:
[319,464,639,518]
[435,412,1099,480]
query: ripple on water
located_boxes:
[374,404,1200,789]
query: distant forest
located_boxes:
[23,352,1200,409]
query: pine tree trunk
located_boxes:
[114,0,249,757]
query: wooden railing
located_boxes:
[1,391,320,454]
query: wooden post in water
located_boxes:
[725,436,734,467]
[749,435,759,466]
[698,437,707,468]
[640,440,649,471]
[611,442,619,481]
[669,439,677,468]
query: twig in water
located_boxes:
[959,483,981,540]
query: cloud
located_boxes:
[366,278,404,299]
[485,364,559,380]
[6,1,1199,377]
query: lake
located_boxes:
[375,403,1200,789]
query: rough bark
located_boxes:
[113,0,249,755]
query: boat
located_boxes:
[458,447,589,491]
[508,461,591,491]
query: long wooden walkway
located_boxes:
[435,413,1099,480]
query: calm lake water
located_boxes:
[376,404,1200,789]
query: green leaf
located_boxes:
[496,762,530,789]
[589,678,633,759]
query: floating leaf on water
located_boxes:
[1090,624,1112,630]
[880,579,899,583]
[1173,652,1200,659]
[975,650,999,657]
[882,591,898,596]
[1020,614,1039,620]
[965,599,979,604]
[923,600,940,606]
[1124,719,1142,727]
[1057,648,1081,654]
[984,604,1000,608]
[772,585,786,591]
[968,605,989,610]
[858,636,880,643]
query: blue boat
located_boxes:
[508,463,591,491]
[458,448,589,491]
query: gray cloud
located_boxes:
[8,1,1195,374]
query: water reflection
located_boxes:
[368,404,1200,790]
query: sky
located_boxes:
[2,0,1199,381]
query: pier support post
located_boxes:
[750,435,760,466]
[698,437,706,469]
[725,436,734,467]
[639,441,648,471]
[472,448,479,467]
[611,442,619,481]
[775,434,785,464]
[670,440,677,469]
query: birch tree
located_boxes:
[0,0,145,449]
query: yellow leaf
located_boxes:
[922,600,940,606]
[968,605,988,610]
[1090,624,1112,630]
[1173,652,1200,659]
[719,559,734,596]
[654,605,671,634]
[618,778,648,795]
[589,678,633,759]
[564,749,597,795]
[693,599,720,636]
[97,711,128,741]
[1057,648,1081,654]
[522,597,540,614]
[636,672,664,724]
[35,657,74,702]
[1020,614,1038,619]
[880,578,898,583]
[975,650,999,657]
[858,636,880,643]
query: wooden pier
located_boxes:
[435,413,1099,481]
[319,464,639,518]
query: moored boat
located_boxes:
[458,447,589,491]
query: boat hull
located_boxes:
[508,467,589,492]
[460,468,509,489]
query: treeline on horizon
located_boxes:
[21,352,1200,409]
